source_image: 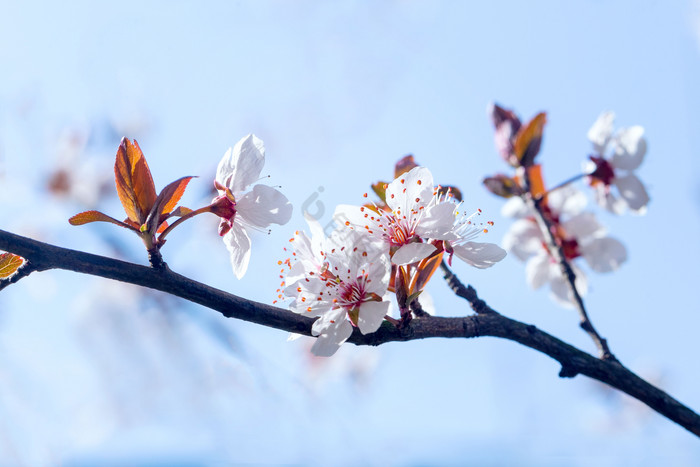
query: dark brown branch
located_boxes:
[0,228,698,437]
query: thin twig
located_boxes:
[439,260,495,314]
[521,167,616,362]
[528,195,616,362]
[534,172,588,201]
[409,298,431,318]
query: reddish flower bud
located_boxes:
[489,103,522,167]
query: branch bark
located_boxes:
[1,228,699,437]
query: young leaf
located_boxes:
[0,253,24,279]
[371,181,388,204]
[114,138,157,225]
[145,176,194,234]
[483,174,522,198]
[526,164,547,199]
[157,176,194,216]
[68,210,138,231]
[410,250,444,293]
[170,206,193,217]
[437,185,463,202]
[394,155,418,178]
[514,112,547,167]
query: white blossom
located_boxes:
[212,134,292,278]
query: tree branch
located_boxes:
[1,228,699,437]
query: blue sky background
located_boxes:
[1,1,700,464]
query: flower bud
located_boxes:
[489,103,522,167]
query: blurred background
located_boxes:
[1,1,700,465]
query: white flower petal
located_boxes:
[550,264,587,307]
[391,242,437,265]
[364,254,391,295]
[614,173,649,213]
[304,212,326,252]
[385,166,434,212]
[283,261,310,294]
[502,219,543,261]
[325,228,387,279]
[415,201,457,239]
[587,111,615,153]
[612,126,646,171]
[562,212,604,240]
[223,222,252,279]
[547,186,587,216]
[452,242,506,269]
[333,204,372,231]
[525,252,551,290]
[216,134,266,193]
[357,300,390,334]
[236,184,293,228]
[501,197,529,218]
[311,318,353,357]
[311,307,346,335]
[593,186,627,215]
[582,237,627,273]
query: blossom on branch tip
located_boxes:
[586,111,649,215]
[213,134,293,279]
[281,222,391,357]
[335,166,506,268]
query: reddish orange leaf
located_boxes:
[394,155,418,178]
[437,185,463,202]
[527,164,547,199]
[69,210,138,231]
[410,250,444,293]
[114,138,157,225]
[371,181,388,204]
[0,253,24,279]
[482,174,521,198]
[513,112,547,167]
[156,176,194,218]
[170,206,193,217]
[156,220,169,234]
[145,176,194,234]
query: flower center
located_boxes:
[588,155,616,187]
[337,277,367,309]
[384,215,416,247]
[560,238,581,260]
[210,192,237,236]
